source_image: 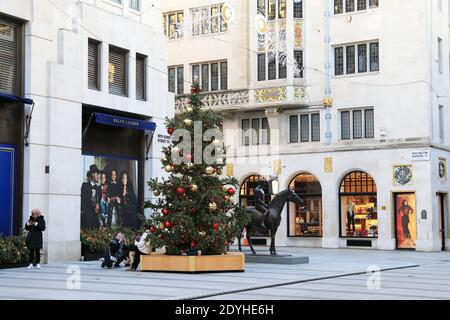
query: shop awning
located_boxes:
[94,112,157,132]
[0,92,34,105]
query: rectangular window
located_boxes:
[439,105,444,141]
[438,38,443,74]
[268,0,276,20]
[311,113,320,142]
[109,46,128,96]
[369,0,379,8]
[220,62,228,90]
[211,5,220,33]
[252,119,260,145]
[279,0,287,19]
[290,115,299,143]
[357,0,366,10]
[136,54,146,100]
[164,11,184,39]
[262,118,270,145]
[341,111,350,140]
[334,0,343,14]
[211,63,219,91]
[346,0,355,12]
[201,64,209,91]
[364,109,374,138]
[0,21,17,94]
[220,4,228,32]
[346,45,355,74]
[335,47,344,76]
[177,67,184,95]
[353,110,362,139]
[88,39,100,90]
[258,0,266,15]
[242,119,250,146]
[192,65,200,84]
[300,114,310,142]
[294,50,304,78]
[279,53,287,79]
[129,0,140,11]
[201,8,210,34]
[192,8,201,36]
[268,54,277,80]
[258,54,266,81]
[294,0,303,18]
[370,42,379,72]
[168,67,176,93]
[358,44,367,73]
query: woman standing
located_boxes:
[25,209,46,269]
[118,171,138,229]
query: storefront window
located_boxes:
[340,171,378,238]
[288,173,322,237]
[239,175,270,237]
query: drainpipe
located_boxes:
[324,0,332,145]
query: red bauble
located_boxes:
[176,187,186,196]
[165,221,172,228]
[190,241,197,248]
[167,127,174,135]
[224,241,229,246]
[191,86,200,94]
[227,188,235,196]
[149,226,155,233]
[213,223,219,230]
[159,235,165,240]
[162,208,170,216]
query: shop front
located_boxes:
[339,171,378,241]
[80,107,156,231]
[288,173,322,237]
[0,17,24,237]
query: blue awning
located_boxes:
[94,112,156,132]
[0,92,34,105]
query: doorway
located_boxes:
[393,193,417,250]
[0,144,16,237]
[438,193,448,251]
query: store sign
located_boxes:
[95,112,156,132]
[411,150,430,162]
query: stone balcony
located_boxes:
[175,86,309,112]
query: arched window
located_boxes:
[339,171,378,238]
[239,175,270,237]
[288,173,322,237]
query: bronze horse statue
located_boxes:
[238,189,304,256]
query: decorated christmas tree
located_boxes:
[145,83,249,256]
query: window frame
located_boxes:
[334,0,378,15]
[242,117,270,146]
[289,113,321,143]
[135,53,147,101]
[334,41,379,76]
[108,45,128,97]
[163,11,184,40]
[168,65,184,95]
[191,60,227,92]
[340,108,375,140]
[88,39,101,91]
[191,4,228,37]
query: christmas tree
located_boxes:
[145,83,249,256]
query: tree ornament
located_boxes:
[162,208,170,216]
[153,190,161,197]
[190,241,197,248]
[158,222,165,230]
[205,166,215,175]
[209,202,218,211]
[186,106,194,113]
[164,165,173,172]
[227,188,235,196]
[183,119,193,127]
[224,241,229,246]
[167,127,174,135]
[173,146,180,153]
[224,195,230,201]
[213,223,219,230]
[165,221,172,228]
[149,226,155,233]
[216,168,223,175]
[189,184,199,192]
[186,162,194,170]
[222,185,229,192]
[184,154,193,162]
[176,187,186,196]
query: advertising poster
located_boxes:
[81,155,139,230]
[395,193,417,249]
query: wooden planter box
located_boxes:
[141,252,245,273]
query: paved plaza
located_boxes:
[0,247,449,300]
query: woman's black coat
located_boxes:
[25,216,46,249]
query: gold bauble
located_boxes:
[186,106,194,113]
[205,166,215,175]
[165,165,173,172]
[186,162,194,169]
[153,190,161,197]
[222,185,229,192]
[209,202,218,211]
[190,184,199,192]
[158,222,165,230]
[183,119,193,126]
[172,146,180,153]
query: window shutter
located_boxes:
[88,40,99,90]
[0,22,17,94]
[136,54,146,100]
[109,46,128,96]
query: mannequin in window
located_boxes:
[347,200,356,234]
[254,181,269,228]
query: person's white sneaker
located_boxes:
[35,264,41,269]
[26,264,33,270]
